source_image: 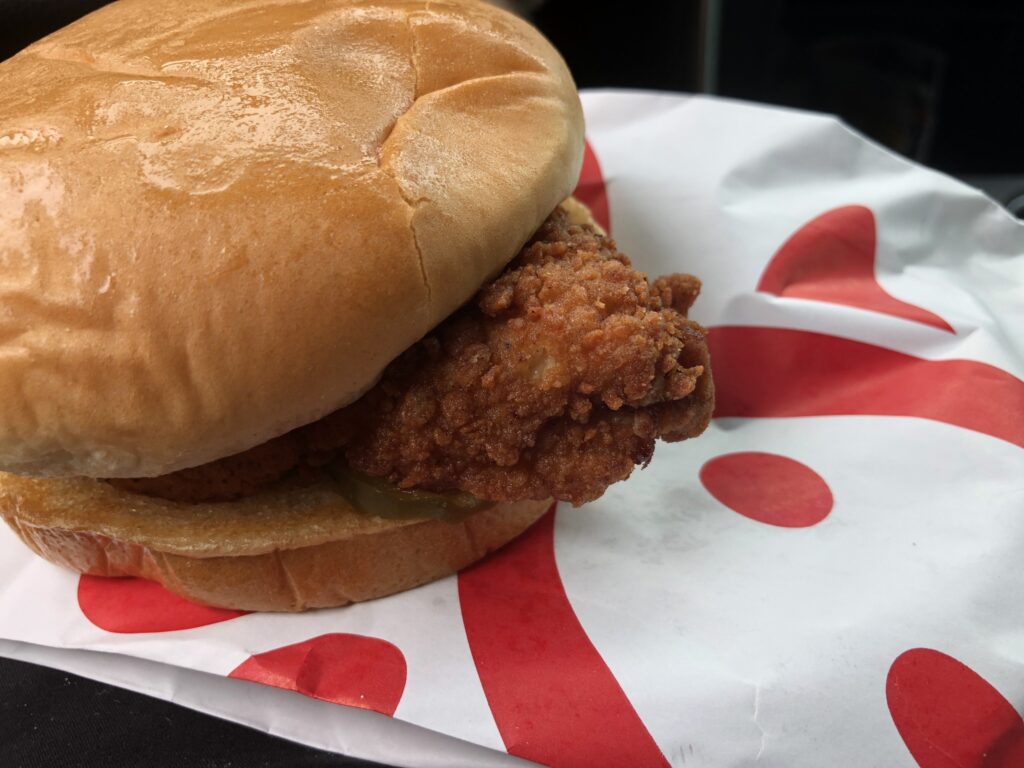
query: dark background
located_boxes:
[0,1,1020,766]
[533,0,1023,214]
[536,0,1023,173]
[0,658,385,768]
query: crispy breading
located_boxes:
[110,207,714,506]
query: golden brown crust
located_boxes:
[0,0,583,479]
[0,469,551,611]
[337,208,714,505]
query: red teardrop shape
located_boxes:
[229,633,407,716]
[758,205,953,332]
[78,575,247,633]
[887,648,1024,767]
[700,451,833,528]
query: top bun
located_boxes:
[0,0,584,478]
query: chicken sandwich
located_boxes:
[0,0,713,610]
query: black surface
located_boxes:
[0,0,111,61]
[712,0,1022,174]
[534,0,703,93]
[534,0,1021,175]
[0,657,388,768]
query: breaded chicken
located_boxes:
[111,207,713,506]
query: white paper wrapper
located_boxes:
[2,91,1023,768]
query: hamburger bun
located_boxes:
[0,0,583,611]
[0,469,551,611]
[0,0,584,479]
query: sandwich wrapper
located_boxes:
[1,91,1023,767]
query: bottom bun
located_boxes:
[0,471,551,611]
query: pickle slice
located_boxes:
[328,463,491,523]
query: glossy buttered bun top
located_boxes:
[0,0,584,478]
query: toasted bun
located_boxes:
[0,0,584,478]
[0,469,552,611]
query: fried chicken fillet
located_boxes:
[111,207,714,507]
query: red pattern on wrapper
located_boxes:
[758,205,954,332]
[459,507,670,768]
[77,575,247,633]
[700,452,833,527]
[887,648,1024,767]
[708,327,1024,450]
[229,634,407,716]
[573,140,611,233]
